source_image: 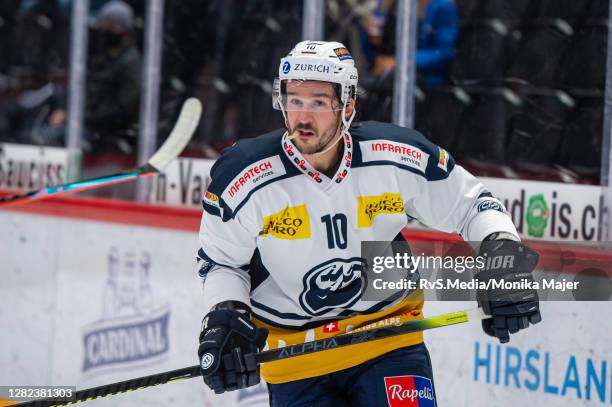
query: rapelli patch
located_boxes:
[384,375,436,406]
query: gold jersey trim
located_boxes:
[253,291,424,383]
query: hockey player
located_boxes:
[196,41,541,405]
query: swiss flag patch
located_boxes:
[322,321,339,333]
[384,375,436,406]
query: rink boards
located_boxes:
[0,196,610,407]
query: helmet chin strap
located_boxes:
[307,101,356,156]
[278,95,290,131]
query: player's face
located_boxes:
[285,81,342,155]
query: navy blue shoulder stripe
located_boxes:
[249,249,271,292]
[251,300,311,321]
[207,129,286,197]
[351,120,428,144]
[202,201,221,217]
[197,248,249,274]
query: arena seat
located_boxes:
[506,88,575,166]
[557,97,603,176]
[454,87,522,163]
[450,20,517,84]
[474,0,533,23]
[416,86,472,150]
[506,20,574,87]
[537,0,591,22]
[585,0,609,19]
[454,0,482,21]
[358,73,394,123]
[558,21,607,89]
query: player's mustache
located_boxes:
[288,124,317,140]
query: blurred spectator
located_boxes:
[47,0,141,153]
[326,0,377,76]
[19,0,71,17]
[368,0,459,88]
[19,0,123,19]
[183,0,301,152]
[0,0,70,143]
[360,0,394,71]
[1,0,70,80]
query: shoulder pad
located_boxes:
[203,130,288,219]
[352,121,455,180]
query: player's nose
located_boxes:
[295,109,314,123]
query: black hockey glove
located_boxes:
[198,301,268,394]
[476,239,542,343]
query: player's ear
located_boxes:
[344,97,355,120]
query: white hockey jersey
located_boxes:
[197,121,518,383]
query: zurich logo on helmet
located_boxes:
[282,61,291,74]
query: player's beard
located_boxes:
[290,119,341,155]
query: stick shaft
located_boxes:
[0,97,201,208]
[13,366,201,407]
[0,170,152,207]
[255,307,486,363]
[13,307,486,406]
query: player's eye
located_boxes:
[288,98,303,107]
[311,99,329,110]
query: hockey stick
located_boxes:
[12,307,487,407]
[0,98,202,208]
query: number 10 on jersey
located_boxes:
[321,214,348,249]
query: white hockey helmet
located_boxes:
[273,41,358,129]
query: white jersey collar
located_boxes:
[281,130,353,191]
